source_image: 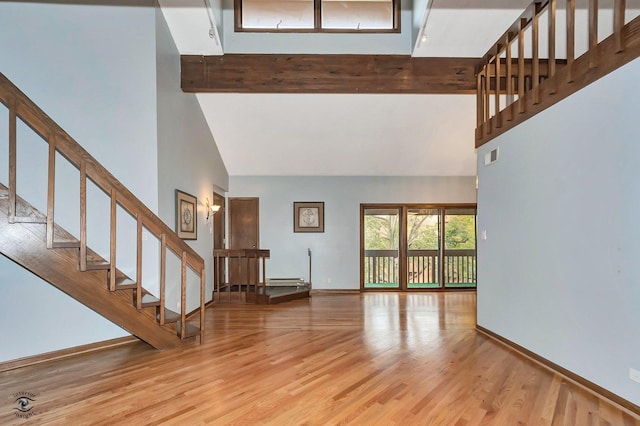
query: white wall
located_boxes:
[477,58,640,405]
[0,0,158,361]
[228,176,476,289]
[156,8,229,312]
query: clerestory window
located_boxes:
[234,0,400,33]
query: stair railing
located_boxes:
[476,0,640,147]
[0,72,205,342]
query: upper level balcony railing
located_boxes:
[476,0,640,147]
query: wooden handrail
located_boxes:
[0,72,205,341]
[476,0,640,147]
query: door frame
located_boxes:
[360,203,477,292]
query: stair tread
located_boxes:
[113,277,137,290]
[140,292,160,307]
[176,322,200,338]
[141,293,159,303]
[13,216,47,224]
[115,284,137,290]
[157,308,181,323]
[51,240,81,248]
[1,184,44,222]
[86,260,111,270]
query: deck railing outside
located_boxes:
[364,249,476,288]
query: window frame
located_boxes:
[234,0,401,33]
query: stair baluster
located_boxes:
[109,189,117,291]
[8,105,16,222]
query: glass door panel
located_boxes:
[364,208,400,289]
[443,208,477,288]
[407,208,440,289]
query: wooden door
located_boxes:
[229,197,259,285]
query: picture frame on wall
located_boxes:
[294,202,324,233]
[176,189,197,240]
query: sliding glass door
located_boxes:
[407,208,440,289]
[361,204,476,291]
[444,208,477,288]
[363,207,401,289]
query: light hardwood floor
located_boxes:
[1,292,638,425]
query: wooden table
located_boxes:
[213,249,270,302]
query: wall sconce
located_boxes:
[205,197,221,221]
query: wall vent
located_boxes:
[484,147,499,166]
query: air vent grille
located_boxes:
[484,147,499,166]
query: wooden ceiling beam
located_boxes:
[181,54,479,94]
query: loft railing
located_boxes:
[476,0,640,147]
[0,72,205,341]
[364,249,477,287]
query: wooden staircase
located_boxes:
[0,72,206,349]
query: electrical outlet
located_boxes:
[327,278,331,284]
[630,368,640,384]
[176,301,180,312]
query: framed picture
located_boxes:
[294,202,324,233]
[176,190,197,240]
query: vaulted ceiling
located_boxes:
[159,0,533,176]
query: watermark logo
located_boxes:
[12,391,37,419]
